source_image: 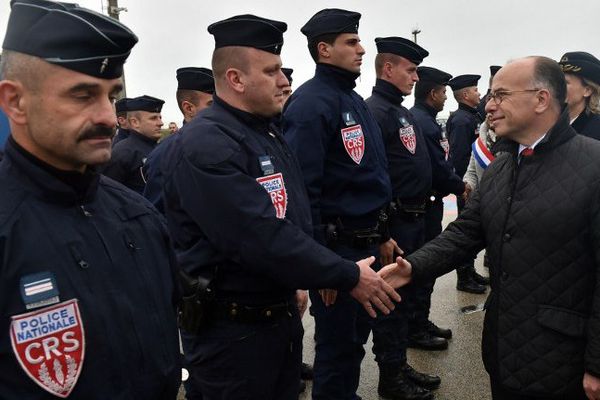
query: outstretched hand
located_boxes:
[378,256,413,289]
[350,256,401,318]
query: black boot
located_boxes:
[472,271,490,285]
[456,266,486,294]
[401,364,441,390]
[407,331,448,350]
[378,367,434,400]
[426,320,452,339]
[300,362,313,380]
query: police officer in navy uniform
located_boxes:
[446,74,489,293]
[160,14,400,400]
[0,1,181,398]
[283,9,401,400]
[143,68,214,212]
[113,97,132,145]
[559,51,600,139]
[365,37,440,400]
[102,95,164,194]
[409,66,465,350]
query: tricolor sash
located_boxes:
[472,137,495,169]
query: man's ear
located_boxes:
[225,68,245,94]
[0,80,27,126]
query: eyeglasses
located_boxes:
[487,88,541,105]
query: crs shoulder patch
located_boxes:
[341,125,365,164]
[256,172,288,219]
[10,299,85,398]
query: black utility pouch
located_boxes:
[178,270,215,333]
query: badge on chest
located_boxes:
[256,172,288,219]
[10,299,85,398]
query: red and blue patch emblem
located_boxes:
[10,299,85,398]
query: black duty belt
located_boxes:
[213,301,294,323]
[391,198,427,218]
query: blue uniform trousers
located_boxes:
[409,198,443,332]
[371,214,426,367]
[311,243,379,400]
[183,310,303,400]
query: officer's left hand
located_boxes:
[350,256,401,318]
[583,372,600,400]
[296,290,308,318]
[379,239,403,265]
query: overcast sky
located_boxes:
[2,0,600,123]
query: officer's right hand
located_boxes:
[350,256,401,318]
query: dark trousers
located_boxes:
[182,311,303,400]
[490,380,587,400]
[311,243,379,400]
[456,196,478,279]
[371,214,425,368]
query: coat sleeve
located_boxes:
[407,186,486,281]
[170,143,360,292]
[283,98,333,243]
[584,182,600,376]
[463,153,479,191]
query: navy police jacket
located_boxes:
[0,138,180,399]
[282,64,391,241]
[143,133,178,213]
[112,127,131,146]
[572,110,600,140]
[161,96,359,305]
[446,103,482,178]
[365,79,432,201]
[102,130,157,194]
[411,102,464,197]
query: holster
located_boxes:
[177,269,215,334]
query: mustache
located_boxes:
[78,125,115,142]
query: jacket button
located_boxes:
[501,272,509,281]
[503,233,512,242]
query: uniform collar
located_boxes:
[4,136,100,204]
[571,110,592,133]
[414,101,439,119]
[372,79,404,106]
[129,129,160,145]
[213,95,273,133]
[315,63,359,91]
[458,102,478,114]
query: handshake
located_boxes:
[320,256,414,318]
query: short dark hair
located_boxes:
[176,89,201,113]
[414,81,441,102]
[531,56,567,108]
[307,33,339,63]
[374,53,403,78]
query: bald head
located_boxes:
[486,56,565,144]
[497,57,566,110]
